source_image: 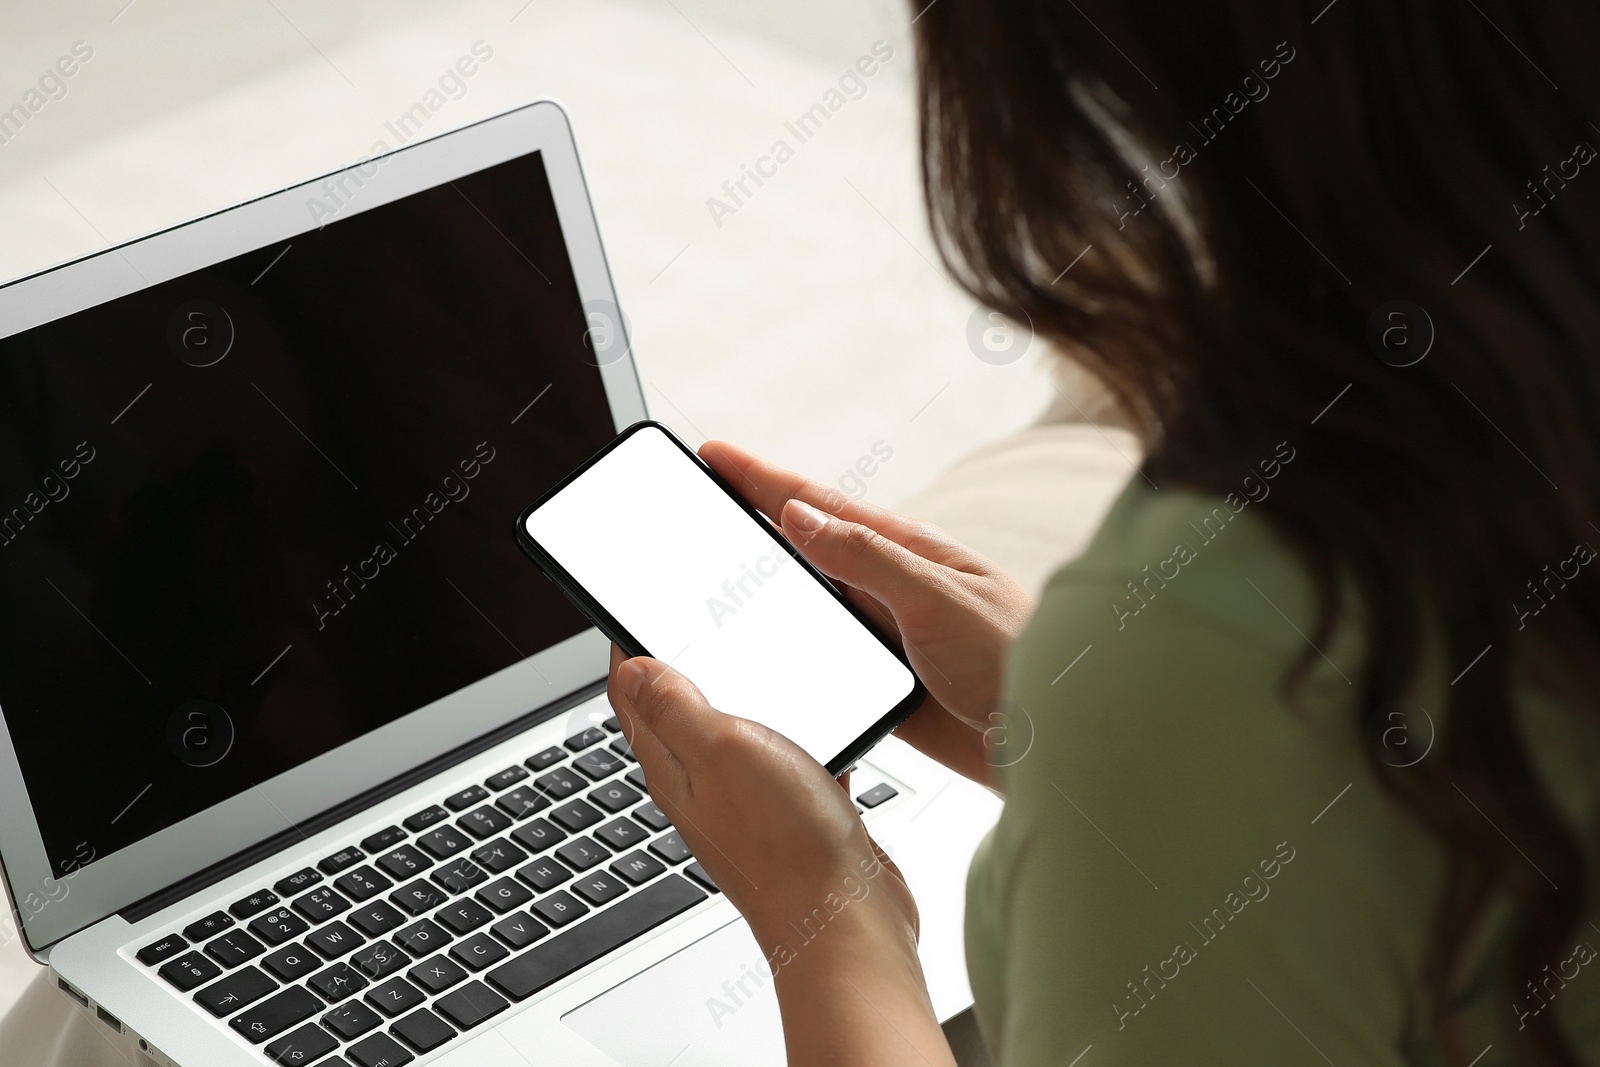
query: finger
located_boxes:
[699,440,973,566]
[779,497,944,613]
[607,646,687,794]
[611,654,729,782]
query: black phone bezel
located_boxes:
[512,419,926,777]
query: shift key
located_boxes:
[229,984,322,1044]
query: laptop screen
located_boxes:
[0,150,616,878]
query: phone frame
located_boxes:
[513,420,926,776]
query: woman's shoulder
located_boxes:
[1035,475,1347,665]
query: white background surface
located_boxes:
[0,0,1056,508]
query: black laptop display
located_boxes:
[0,151,615,876]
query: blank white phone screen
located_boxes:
[524,426,916,766]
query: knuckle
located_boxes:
[837,520,885,558]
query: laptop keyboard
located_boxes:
[128,715,901,1065]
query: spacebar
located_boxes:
[486,874,708,1001]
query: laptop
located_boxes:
[0,100,1001,1066]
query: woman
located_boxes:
[606,2,1600,1064]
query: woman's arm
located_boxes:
[606,648,959,1067]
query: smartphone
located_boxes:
[514,420,924,775]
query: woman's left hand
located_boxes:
[607,646,957,1067]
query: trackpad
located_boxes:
[563,919,786,1066]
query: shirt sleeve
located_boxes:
[968,575,1427,1067]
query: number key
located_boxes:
[248,908,308,947]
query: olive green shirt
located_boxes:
[965,479,1600,1065]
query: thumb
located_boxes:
[609,653,720,785]
[780,497,938,614]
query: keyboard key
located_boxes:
[348,1031,415,1067]
[434,980,509,1031]
[609,736,634,761]
[393,919,451,957]
[206,930,266,968]
[625,766,649,793]
[493,786,549,821]
[229,984,321,1044]
[349,901,405,938]
[365,976,425,1017]
[524,746,564,772]
[307,961,368,1002]
[556,837,610,871]
[448,932,509,971]
[436,899,494,936]
[432,857,488,895]
[485,765,529,791]
[459,805,515,841]
[515,856,572,892]
[572,870,629,906]
[574,749,625,780]
[348,1036,412,1067]
[489,911,547,949]
[183,911,235,941]
[533,767,583,800]
[565,727,606,752]
[350,940,409,981]
[402,806,449,833]
[159,951,220,991]
[550,798,604,834]
[262,944,320,982]
[306,921,364,960]
[390,880,447,916]
[488,875,707,1001]
[601,715,621,733]
[408,954,468,994]
[318,847,366,876]
[631,801,671,832]
[509,818,565,854]
[136,933,188,966]
[250,908,310,947]
[359,826,407,853]
[229,889,281,920]
[265,1021,339,1065]
[530,891,588,928]
[322,998,383,1040]
[334,866,392,904]
[375,845,432,880]
[392,1008,455,1053]
[470,838,527,875]
[589,781,642,814]
[292,887,350,923]
[444,784,490,812]
[273,868,323,897]
[685,862,720,894]
[612,850,668,885]
[856,783,900,808]
[417,825,472,860]
[594,817,645,851]
[476,877,533,914]
[194,965,277,1016]
[649,832,692,865]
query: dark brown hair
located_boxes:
[911,2,1600,1062]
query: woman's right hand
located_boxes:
[699,440,1036,790]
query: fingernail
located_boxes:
[787,499,829,532]
[617,658,653,703]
